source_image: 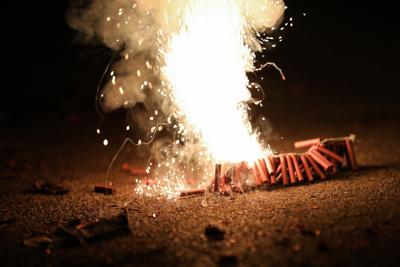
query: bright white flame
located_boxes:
[163,0,266,163]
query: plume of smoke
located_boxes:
[67,0,285,112]
[67,0,285,193]
[239,0,285,31]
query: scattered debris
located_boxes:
[218,255,238,267]
[122,163,147,176]
[54,210,130,245]
[94,183,115,195]
[30,180,69,195]
[23,236,53,248]
[205,225,225,241]
[180,189,205,197]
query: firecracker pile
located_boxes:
[97,135,357,198]
[180,134,357,197]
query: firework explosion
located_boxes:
[67,0,288,198]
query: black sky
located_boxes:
[2,0,399,128]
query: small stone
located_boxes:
[204,225,224,241]
[218,255,238,267]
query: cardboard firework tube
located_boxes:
[345,139,357,170]
[279,155,289,185]
[285,155,297,184]
[255,160,269,183]
[300,155,314,181]
[308,149,333,172]
[316,145,344,163]
[291,154,304,182]
[232,165,244,193]
[180,189,205,197]
[260,159,270,184]
[261,159,270,179]
[274,161,281,181]
[214,164,221,192]
[320,134,356,147]
[276,162,282,174]
[265,157,276,176]
[252,162,262,186]
[294,138,321,149]
[325,145,339,173]
[266,157,276,184]
[331,156,338,173]
[305,154,326,179]
[270,174,276,185]
[274,158,282,183]
[275,172,282,183]
[122,163,147,176]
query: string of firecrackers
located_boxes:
[180,134,357,197]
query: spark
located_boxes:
[162,0,266,164]
[97,0,286,199]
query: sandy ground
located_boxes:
[1,110,400,267]
[2,0,399,266]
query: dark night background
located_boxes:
[1,1,400,267]
[2,0,399,129]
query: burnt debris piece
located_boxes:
[218,255,239,267]
[23,236,53,248]
[54,209,131,245]
[204,225,225,241]
[29,180,69,195]
[180,189,205,197]
[94,183,116,195]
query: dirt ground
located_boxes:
[1,106,399,267]
[2,0,400,266]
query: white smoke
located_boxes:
[67,0,286,196]
[67,0,285,112]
